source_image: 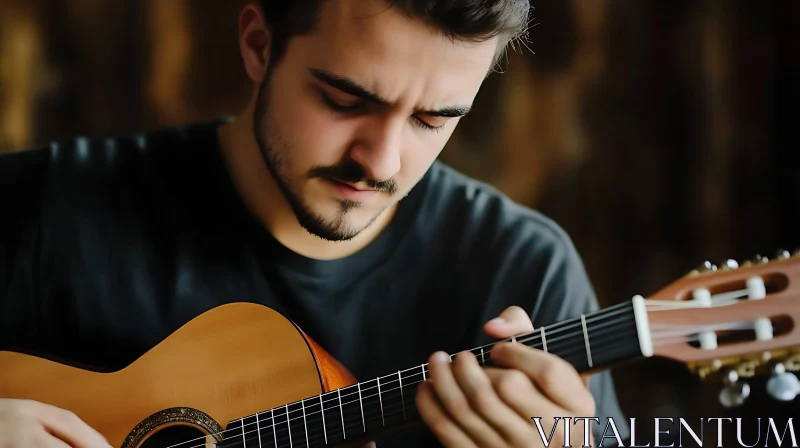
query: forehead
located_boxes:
[287,0,499,107]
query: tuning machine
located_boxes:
[688,261,717,276]
[719,369,750,408]
[766,362,800,402]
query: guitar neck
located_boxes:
[222,299,648,447]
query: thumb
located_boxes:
[483,306,534,339]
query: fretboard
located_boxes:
[220,299,644,447]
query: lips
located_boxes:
[329,179,379,201]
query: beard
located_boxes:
[252,73,398,242]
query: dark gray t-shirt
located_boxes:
[0,120,630,446]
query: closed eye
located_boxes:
[412,116,446,132]
[321,93,363,113]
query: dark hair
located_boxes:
[259,0,531,71]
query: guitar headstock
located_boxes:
[644,249,800,407]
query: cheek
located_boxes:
[398,131,450,184]
[266,73,352,169]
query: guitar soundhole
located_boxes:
[139,425,207,448]
[122,407,224,448]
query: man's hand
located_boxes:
[416,306,596,448]
[0,398,112,448]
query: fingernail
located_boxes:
[434,351,450,364]
[487,317,505,325]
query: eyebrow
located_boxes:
[309,68,471,118]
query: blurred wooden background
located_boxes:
[1,0,798,445]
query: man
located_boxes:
[0,0,630,447]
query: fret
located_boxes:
[377,377,385,427]
[580,314,593,368]
[301,399,309,448]
[255,413,262,447]
[285,404,293,447]
[321,391,345,445]
[357,383,366,433]
[319,395,328,445]
[240,413,272,448]
[242,415,248,447]
[540,327,548,352]
[336,389,347,440]
[398,371,406,421]
[267,406,289,448]
[338,389,346,440]
[421,364,426,380]
[271,409,278,448]
[299,397,325,448]
[286,401,309,447]
[286,402,307,447]
[341,384,367,439]
[372,373,404,428]
[581,304,642,373]
[226,418,246,447]
[359,378,385,434]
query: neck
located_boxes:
[220,299,649,447]
[216,105,395,260]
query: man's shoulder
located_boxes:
[420,161,594,321]
[424,161,575,257]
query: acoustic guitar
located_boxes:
[2,250,800,447]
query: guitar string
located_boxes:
[174,306,750,448]
[184,325,721,448]
[171,296,755,448]
[169,306,693,448]
[212,317,753,448]
[231,302,633,419]
[163,303,633,448]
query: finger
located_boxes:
[32,402,111,448]
[483,368,565,424]
[5,420,72,448]
[360,442,376,448]
[490,342,594,413]
[36,429,71,448]
[416,380,478,448]
[484,306,534,339]
[39,434,72,448]
[426,351,505,447]
[451,352,537,447]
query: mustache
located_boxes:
[308,164,398,195]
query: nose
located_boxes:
[349,119,403,183]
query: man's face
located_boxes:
[253,0,498,241]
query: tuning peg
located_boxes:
[719,369,750,408]
[776,249,791,260]
[701,261,717,272]
[721,259,739,270]
[766,363,800,402]
[688,261,717,276]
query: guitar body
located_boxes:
[0,302,357,447]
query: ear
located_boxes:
[238,2,272,83]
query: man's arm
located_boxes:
[0,147,116,448]
[0,147,49,351]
